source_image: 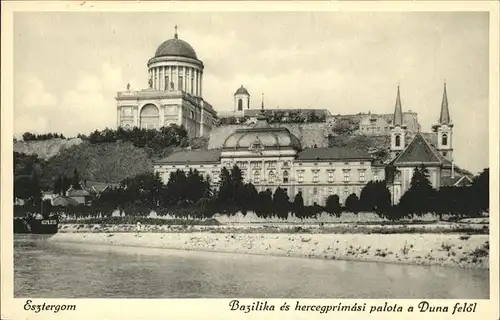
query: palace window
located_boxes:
[313,187,318,195]
[328,170,335,183]
[254,171,261,184]
[297,171,304,183]
[359,169,366,182]
[251,162,261,169]
[211,170,220,183]
[283,170,289,183]
[266,161,277,169]
[190,111,195,119]
[312,170,319,183]
[268,171,276,184]
[236,161,248,169]
[373,169,379,181]
[283,161,290,168]
[343,170,350,182]
[191,77,194,94]
[344,187,349,196]
[165,76,169,90]
[442,133,448,146]
[328,187,333,195]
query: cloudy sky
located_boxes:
[14,11,489,173]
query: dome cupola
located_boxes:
[146,26,204,97]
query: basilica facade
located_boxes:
[154,84,462,205]
[116,27,217,138]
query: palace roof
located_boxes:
[155,149,221,165]
[296,147,373,161]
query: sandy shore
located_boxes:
[49,231,489,269]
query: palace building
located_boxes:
[154,82,465,205]
[116,26,217,137]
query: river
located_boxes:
[14,234,489,299]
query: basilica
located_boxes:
[124,28,465,205]
[116,26,216,138]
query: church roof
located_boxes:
[393,86,404,126]
[390,132,451,166]
[155,149,221,164]
[441,175,473,187]
[296,147,372,161]
[439,83,451,124]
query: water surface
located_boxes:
[14,234,489,299]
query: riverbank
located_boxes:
[49,231,489,269]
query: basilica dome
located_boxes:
[154,37,198,60]
[223,118,302,151]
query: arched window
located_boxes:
[190,111,195,119]
[268,171,275,184]
[442,133,448,146]
[283,170,289,183]
[238,99,243,111]
[140,104,159,129]
[395,134,401,147]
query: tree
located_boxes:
[61,174,70,195]
[71,169,82,190]
[272,187,289,219]
[471,168,489,213]
[29,170,42,208]
[53,175,62,195]
[397,164,436,218]
[332,117,356,135]
[325,194,342,217]
[345,193,360,214]
[255,189,273,218]
[292,191,305,218]
[360,180,392,215]
[240,183,259,215]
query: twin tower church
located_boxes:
[116,27,465,205]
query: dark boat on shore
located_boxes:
[14,214,59,234]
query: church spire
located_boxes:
[255,93,270,128]
[439,81,451,124]
[393,85,403,126]
[174,25,179,39]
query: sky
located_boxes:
[13,11,490,173]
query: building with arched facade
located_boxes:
[116,27,216,137]
[154,83,468,206]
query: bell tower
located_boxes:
[432,82,453,161]
[234,85,250,114]
[390,85,407,157]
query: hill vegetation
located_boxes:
[14,125,209,190]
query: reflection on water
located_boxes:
[14,235,489,299]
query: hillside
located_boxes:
[14,138,83,160]
[38,141,154,186]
